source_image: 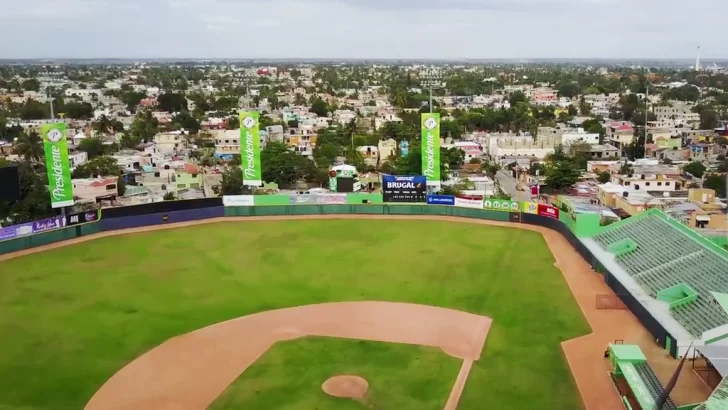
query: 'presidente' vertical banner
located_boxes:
[41,122,74,208]
[239,111,262,186]
[421,113,441,188]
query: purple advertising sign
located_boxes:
[32,216,67,233]
[0,222,34,241]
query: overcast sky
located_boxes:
[1,0,724,59]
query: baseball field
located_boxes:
[0,218,591,410]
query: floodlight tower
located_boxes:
[419,67,443,113]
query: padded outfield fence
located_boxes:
[0,195,680,358]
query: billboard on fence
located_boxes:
[32,216,67,233]
[483,198,521,212]
[427,194,455,206]
[316,193,347,205]
[65,210,100,226]
[421,113,440,189]
[538,203,560,219]
[455,197,484,209]
[522,202,539,214]
[223,195,255,206]
[0,222,34,241]
[239,111,262,186]
[289,195,316,205]
[382,175,427,203]
[41,122,74,208]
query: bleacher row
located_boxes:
[634,362,677,410]
[595,215,728,337]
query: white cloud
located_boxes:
[0,0,725,59]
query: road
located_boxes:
[495,171,533,202]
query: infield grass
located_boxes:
[0,219,590,410]
[210,337,462,410]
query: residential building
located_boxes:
[653,102,701,123]
[72,177,119,202]
[587,144,620,159]
[333,110,357,125]
[607,122,635,150]
[356,146,378,167]
[264,125,285,144]
[487,133,556,160]
[153,130,188,155]
[560,128,600,145]
[374,112,402,130]
[214,129,240,159]
[377,139,397,163]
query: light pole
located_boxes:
[419,67,442,113]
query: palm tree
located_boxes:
[14,131,44,163]
[93,115,113,135]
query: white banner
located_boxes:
[223,195,255,206]
[316,193,348,205]
[455,197,484,209]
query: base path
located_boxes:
[86,301,491,410]
[3,214,710,408]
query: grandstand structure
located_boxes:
[608,344,678,410]
[694,374,728,410]
[583,209,728,358]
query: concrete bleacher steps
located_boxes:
[595,212,728,337]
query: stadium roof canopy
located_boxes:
[697,345,728,378]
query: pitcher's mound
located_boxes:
[321,375,368,399]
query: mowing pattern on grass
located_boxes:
[210,337,462,410]
[0,220,589,410]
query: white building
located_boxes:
[560,128,600,145]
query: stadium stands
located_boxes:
[595,211,728,337]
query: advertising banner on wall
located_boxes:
[538,204,560,219]
[0,222,34,241]
[289,195,316,205]
[382,175,427,203]
[315,193,348,205]
[455,197,484,209]
[420,113,440,189]
[65,210,100,226]
[222,195,255,206]
[41,122,74,208]
[522,202,539,214]
[483,199,521,212]
[427,194,455,206]
[32,216,67,233]
[239,111,262,186]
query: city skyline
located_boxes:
[1,0,725,59]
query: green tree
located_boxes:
[703,173,727,197]
[310,98,330,117]
[71,156,122,178]
[157,92,187,112]
[557,83,580,98]
[597,171,611,183]
[699,108,719,130]
[544,159,581,190]
[64,102,94,119]
[78,137,105,159]
[21,78,41,91]
[13,131,44,163]
[116,176,126,196]
[683,161,706,178]
[0,160,53,223]
[129,110,159,142]
[163,192,176,201]
[93,114,114,135]
[226,115,239,130]
[171,111,201,134]
[220,167,244,195]
[508,91,528,106]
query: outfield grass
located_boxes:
[0,219,590,410]
[210,337,462,410]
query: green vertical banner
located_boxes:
[421,113,441,189]
[239,111,262,186]
[41,122,74,208]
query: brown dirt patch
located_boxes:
[322,375,368,399]
[85,301,491,410]
[1,214,711,409]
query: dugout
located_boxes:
[608,344,677,410]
